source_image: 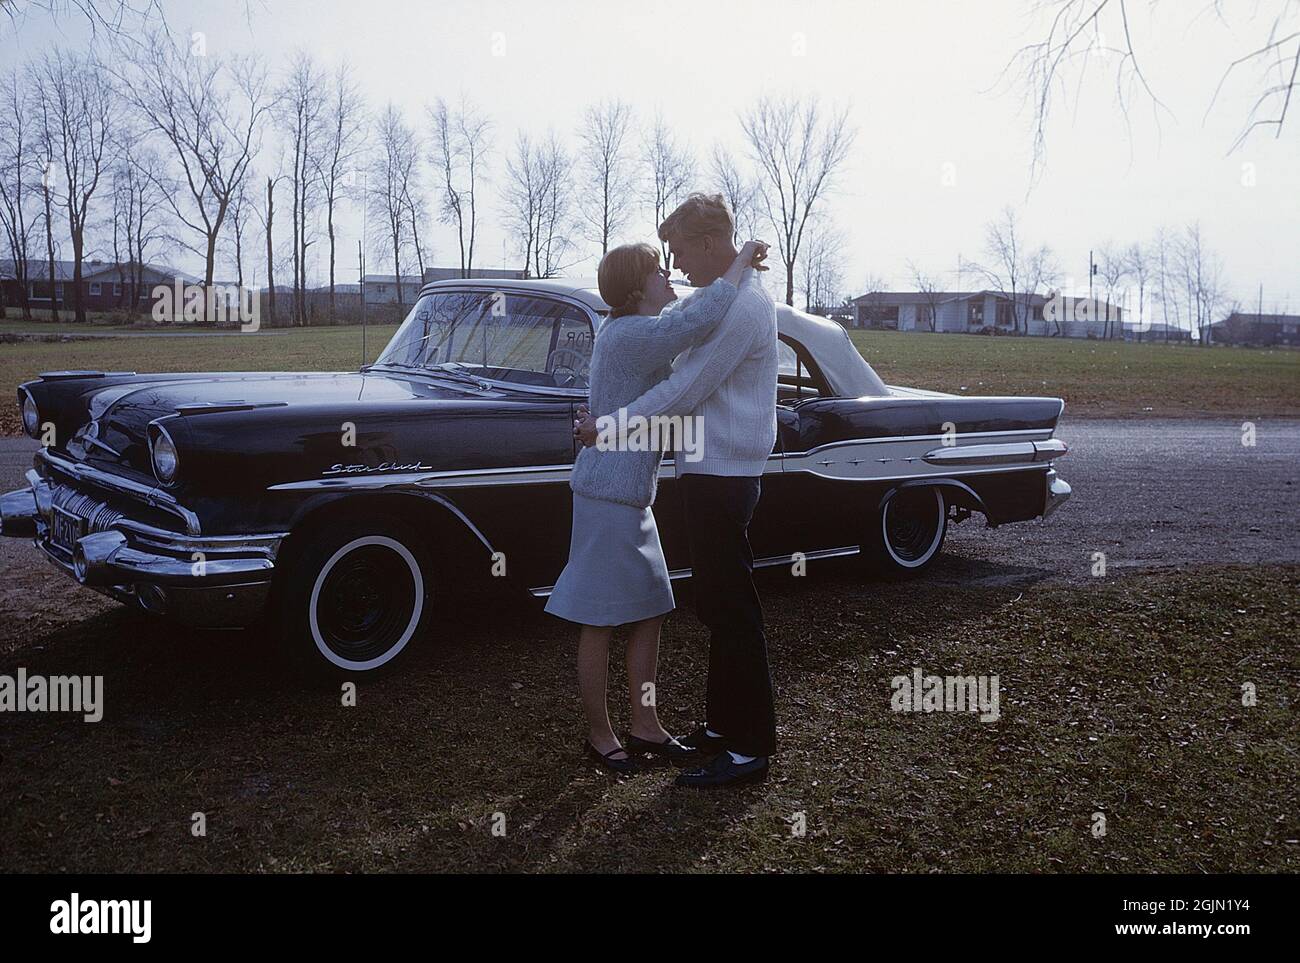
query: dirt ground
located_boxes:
[1,558,1295,873]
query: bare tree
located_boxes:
[31,50,112,323]
[431,96,492,276]
[575,99,634,257]
[1123,240,1152,340]
[798,216,845,315]
[257,170,286,326]
[315,62,366,315]
[502,130,579,279]
[709,144,764,246]
[33,82,61,321]
[1024,243,1061,335]
[402,171,429,281]
[1096,242,1128,338]
[1010,0,1299,176]
[906,260,943,332]
[113,30,272,321]
[641,112,695,263]
[277,52,325,326]
[502,132,539,276]
[856,273,891,328]
[740,93,856,306]
[226,175,251,294]
[974,206,1058,334]
[108,137,166,316]
[368,104,417,304]
[975,207,1024,333]
[1176,222,1228,345]
[1152,225,1179,340]
[0,68,38,320]
[0,1,165,37]
[535,131,576,278]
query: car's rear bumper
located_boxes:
[1043,468,1072,518]
[1,457,284,628]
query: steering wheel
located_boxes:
[546,347,589,388]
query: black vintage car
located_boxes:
[1,277,1071,675]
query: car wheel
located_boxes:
[275,515,433,678]
[862,486,947,578]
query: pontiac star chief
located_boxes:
[2,277,1071,676]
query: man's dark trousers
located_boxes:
[680,473,776,758]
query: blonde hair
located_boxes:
[598,242,661,319]
[658,192,734,245]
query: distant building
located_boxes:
[361,267,530,306]
[362,274,425,305]
[0,258,197,311]
[1209,311,1300,347]
[1127,322,1193,342]
[846,289,1124,338]
[421,266,528,284]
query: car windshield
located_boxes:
[376,290,594,389]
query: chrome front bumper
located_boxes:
[1043,468,1072,518]
[1,459,285,628]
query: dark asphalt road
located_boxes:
[1,417,1297,627]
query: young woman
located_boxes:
[544,238,768,774]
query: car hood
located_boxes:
[50,369,514,476]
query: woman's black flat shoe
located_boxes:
[585,741,639,776]
[626,734,697,765]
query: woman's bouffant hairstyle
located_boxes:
[657,192,734,245]
[598,242,662,319]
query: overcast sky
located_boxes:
[3,0,1297,315]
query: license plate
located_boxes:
[52,506,86,553]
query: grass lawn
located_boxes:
[852,329,1300,419]
[0,323,400,436]
[1,563,1295,873]
[2,322,1296,436]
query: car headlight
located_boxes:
[151,427,179,484]
[21,392,40,438]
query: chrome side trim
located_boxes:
[922,438,1066,466]
[784,428,1053,458]
[528,545,861,597]
[268,453,786,492]
[657,457,785,480]
[406,490,498,555]
[269,463,572,492]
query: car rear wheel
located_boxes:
[274,515,433,678]
[862,486,947,578]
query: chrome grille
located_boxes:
[51,485,125,533]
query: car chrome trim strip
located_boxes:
[922,438,1067,466]
[407,490,499,555]
[783,427,1054,458]
[266,453,1051,491]
[528,545,862,596]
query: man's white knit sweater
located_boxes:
[596,266,778,478]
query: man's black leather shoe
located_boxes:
[674,751,769,788]
[678,726,727,757]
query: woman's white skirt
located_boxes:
[543,492,676,627]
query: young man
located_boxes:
[575,193,779,788]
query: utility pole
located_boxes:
[1088,249,1097,337]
